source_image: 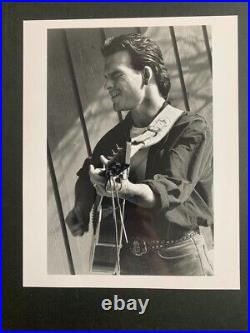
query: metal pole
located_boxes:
[47,141,76,275]
[169,26,190,112]
[202,25,213,75]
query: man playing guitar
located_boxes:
[66,33,213,276]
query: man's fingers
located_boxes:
[89,163,105,175]
[95,184,107,196]
[89,164,106,186]
[100,155,109,165]
[89,164,94,173]
[90,174,105,186]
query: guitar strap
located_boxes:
[130,104,184,158]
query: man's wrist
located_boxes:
[121,182,156,208]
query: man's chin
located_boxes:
[112,103,124,112]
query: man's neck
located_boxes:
[131,94,166,128]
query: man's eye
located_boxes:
[113,73,123,79]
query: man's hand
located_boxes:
[89,155,156,208]
[89,155,130,199]
[65,206,89,237]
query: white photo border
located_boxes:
[23,16,239,289]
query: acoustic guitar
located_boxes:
[89,142,131,275]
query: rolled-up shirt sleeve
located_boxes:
[143,117,212,212]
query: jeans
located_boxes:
[120,233,213,276]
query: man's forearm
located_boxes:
[121,182,156,208]
[88,164,156,208]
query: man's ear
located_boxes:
[143,66,153,85]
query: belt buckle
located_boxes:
[130,239,147,256]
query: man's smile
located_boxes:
[109,90,120,99]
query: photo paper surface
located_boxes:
[23,16,239,289]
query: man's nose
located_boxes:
[104,77,114,90]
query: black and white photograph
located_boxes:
[47,25,214,276]
[4,3,247,330]
[23,16,240,289]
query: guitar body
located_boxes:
[88,142,132,274]
[89,199,123,274]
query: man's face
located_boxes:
[104,50,144,112]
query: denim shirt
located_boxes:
[76,109,213,241]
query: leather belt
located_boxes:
[129,231,199,256]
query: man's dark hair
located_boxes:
[102,33,171,99]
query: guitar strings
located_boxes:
[114,181,128,244]
[110,177,120,275]
[109,175,129,275]
[96,169,129,275]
